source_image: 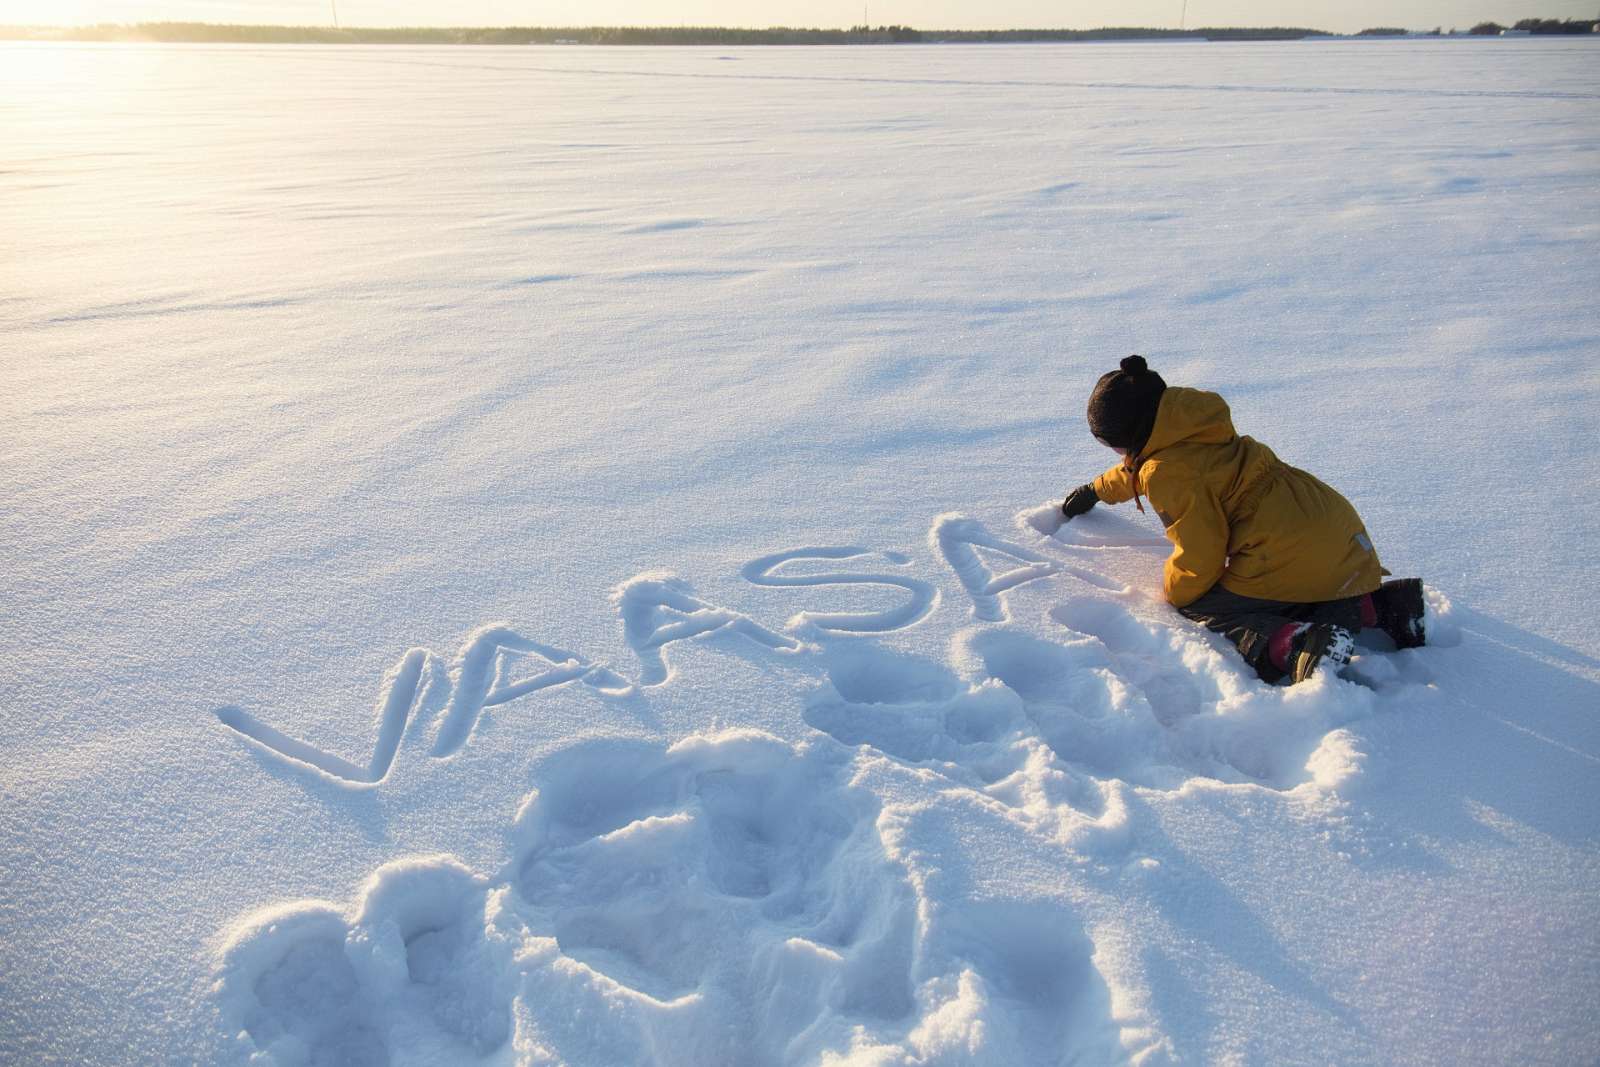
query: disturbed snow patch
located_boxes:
[213,857,516,1066]
[212,505,1453,1065]
[212,732,1140,1065]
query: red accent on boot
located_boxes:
[1269,622,1307,671]
[1359,594,1378,629]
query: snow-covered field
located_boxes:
[3,37,1599,1065]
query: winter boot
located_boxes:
[1366,578,1426,650]
[1270,622,1355,684]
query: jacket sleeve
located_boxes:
[1146,463,1228,607]
[1091,461,1137,505]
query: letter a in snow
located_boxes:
[932,514,1059,622]
[613,572,804,686]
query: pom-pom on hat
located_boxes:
[1087,355,1167,454]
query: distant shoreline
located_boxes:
[4,21,1592,47]
[0,23,1335,46]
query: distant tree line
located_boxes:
[1512,17,1594,33]
[1356,17,1596,35]
[913,26,1322,42]
[0,22,1324,45]
[850,25,923,42]
[2,19,1594,45]
[1471,17,1599,33]
[0,23,860,45]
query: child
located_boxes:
[1060,355,1425,684]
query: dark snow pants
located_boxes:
[1177,585,1364,684]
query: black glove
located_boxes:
[1061,483,1099,520]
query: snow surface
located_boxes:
[3,37,1599,1066]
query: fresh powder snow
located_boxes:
[2,37,1598,1066]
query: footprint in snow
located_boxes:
[1050,597,1212,725]
[803,643,1026,786]
[503,733,1139,1064]
[956,627,1177,788]
[502,732,920,1063]
[213,859,513,1066]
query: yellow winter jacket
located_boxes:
[1092,387,1386,608]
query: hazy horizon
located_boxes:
[3,0,1599,35]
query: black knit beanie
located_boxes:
[1086,355,1167,453]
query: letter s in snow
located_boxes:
[741,548,939,635]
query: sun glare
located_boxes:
[1,2,91,24]
[0,1,204,25]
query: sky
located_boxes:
[2,1,1597,33]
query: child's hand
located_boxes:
[1062,484,1099,520]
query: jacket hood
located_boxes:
[1140,387,1236,457]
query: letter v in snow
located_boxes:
[216,648,432,785]
[932,514,1060,623]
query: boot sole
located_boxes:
[1291,626,1355,685]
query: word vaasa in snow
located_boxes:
[217,514,1074,785]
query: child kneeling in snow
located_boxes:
[1059,355,1425,685]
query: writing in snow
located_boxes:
[218,513,1075,783]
